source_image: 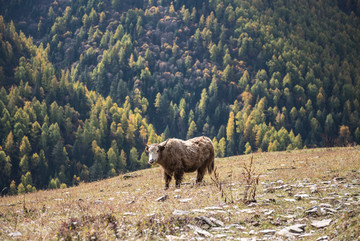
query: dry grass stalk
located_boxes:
[211,167,234,203]
[242,155,260,204]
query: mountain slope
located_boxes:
[4,0,359,149]
[1,147,360,240]
[0,0,360,192]
[0,17,162,193]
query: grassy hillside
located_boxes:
[1,146,359,240]
[1,0,360,194]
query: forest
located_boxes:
[0,0,359,194]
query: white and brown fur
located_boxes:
[146,136,215,189]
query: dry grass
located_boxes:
[1,146,360,240]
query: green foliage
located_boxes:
[17,183,25,194]
[1,0,360,194]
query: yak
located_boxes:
[146,136,215,189]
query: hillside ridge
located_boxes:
[1,146,360,240]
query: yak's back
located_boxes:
[163,136,213,159]
[183,136,214,160]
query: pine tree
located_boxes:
[19,136,31,158]
[17,183,26,194]
[198,89,208,118]
[0,150,12,189]
[218,137,226,157]
[4,131,16,156]
[186,121,197,139]
[244,142,252,154]
[226,111,235,141]
[9,180,17,195]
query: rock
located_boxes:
[199,216,216,227]
[95,199,103,204]
[310,185,318,193]
[122,174,139,179]
[9,231,22,237]
[179,198,192,203]
[333,177,346,182]
[274,184,288,190]
[311,219,332,228]
[323,207,337,214]
[284,198,296,202]
[263,198,276,204]
[211,227,229,233]
[352,179,360,185]
[191,209,207,213]
[319,203,332,208]
[294,194,310,200]
[248,202,257,207]
[288,224,306,233]
[209,217,224,227]
[174,195,181,199]
[204,206,223,210]
[317,235,329,241]
[226,224,246,230]
[166,235,181,240]
[173,210,190,216]
[214,234,228,239]
[277,228,297,238]
[237,208,256,214]
[300,233,314,238]
[156,195,168,202]
[305,205,336,216]
[259,229,276,235]
[305,206,323,215]
[264,210,274,216]
[281,214,296,219]
[277,224,306,238]
[187,224,213,238]
[123,212,136,216]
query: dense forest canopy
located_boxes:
[0,0,360,194]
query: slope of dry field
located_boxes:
[1,147,360,240]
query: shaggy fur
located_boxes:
[146,136,215,189]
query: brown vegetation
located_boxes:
[0,146,360,240]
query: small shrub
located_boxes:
[241,155,260,204]
[211,155,260,204]
[211,167,234,203]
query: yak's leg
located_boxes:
[174,170,184,188]
[196,166,207,184]
[164,172,172,190]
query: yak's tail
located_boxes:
[207,146,215,174]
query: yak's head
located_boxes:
[145,140,168,165]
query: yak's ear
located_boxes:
[145,145,149,152]
[159,139,169,151]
